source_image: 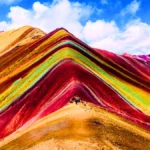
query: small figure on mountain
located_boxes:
[70,95,82,104]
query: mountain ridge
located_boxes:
[0,26,150,149]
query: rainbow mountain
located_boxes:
[0,26,150,150]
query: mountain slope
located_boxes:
[0,26,150,149]
[1,102,150,150]
[0,26,45,56]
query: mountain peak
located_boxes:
[0,25,46,56]
[0,26,150,150]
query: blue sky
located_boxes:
[1,0,150,24]
[0,0,150,54]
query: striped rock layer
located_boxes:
[0,26,150,149]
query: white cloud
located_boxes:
[89,19,150,54]
[3,0,93,39]
[83,20,119,42]
[121,0,140,16]
[0,0,21,5]
[0,0,150,55]
[101,0,108,5]
[0,21,9,30]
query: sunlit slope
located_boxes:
[0,25,45,56]
[1,102,150,150]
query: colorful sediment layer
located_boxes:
[0,26,150,149]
